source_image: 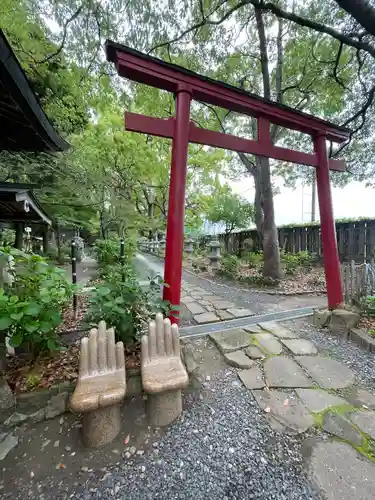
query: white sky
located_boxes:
[229,176,375,225]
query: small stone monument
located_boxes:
[70,321,126,448]
[208,239,221,269]
[141,313,188,427]
[184,238,194,260]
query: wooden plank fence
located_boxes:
[341,260,375,303]
[212,219,375,263]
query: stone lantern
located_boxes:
[184,238,194,260]
[208,239,221,269]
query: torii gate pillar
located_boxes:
[163,85,192,322]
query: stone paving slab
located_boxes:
[350,411,375,440]
[224,351,255,369]
[264,356,313,388]
[296,389,347,413]
[281,339,318,355]
[245,346,266,359]
[209,300,236,310]
[322,412,363,446]
[295,356,355,390]
[182,296,198,304]
[253,389,315,433]
[194,312,220,324]
[217,310,234,321]
[209,329,252,353]
[227,308,254,318]
[258,321,299,339]
[0,433,18,460]
[238,367,265,389]
[253,333,283,355]
[309,441,375,500]
[346,388,375,410]
[243,325,264,334]
[185,302,206,315]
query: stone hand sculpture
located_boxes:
[71,321,126,447]
[141,313,188,427]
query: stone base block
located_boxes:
[82,405,121,448]
[147,390,182,427]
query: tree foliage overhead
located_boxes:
[207,186,254,235]
[2,0,375,277]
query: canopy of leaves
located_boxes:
[207,186,254,234]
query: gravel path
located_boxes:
[22,370,323,500]
[285,317,375,388]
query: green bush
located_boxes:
[93,237,135,267]
[219,255,240,278]
[365,296,375,317]
[85,263,172,345]
[0,248,74,356]
[280,251,299,275]
[246,251,264,268]
[294,250,316,266]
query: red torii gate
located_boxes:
[106,41,350,323]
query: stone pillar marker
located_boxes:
[184,238,194,260]
[208,239,221,269]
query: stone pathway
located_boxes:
[135,253,326,326]
[205,319,375,498]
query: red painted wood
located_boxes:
[314,134,343,308]
[108,43,350,143]
[125,112,346,171]
[162,87,192,324]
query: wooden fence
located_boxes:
[214,219,375,263]
[341,261,375,303]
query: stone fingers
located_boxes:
[115,341,125,371]
[148,319,157,359]
[172,323,181,357]
[98,320,107,373]
[164,317,173,356]
[79,337,89,377]
[107,327,116,371]
[88,328,98,375]
[155,312,165,356]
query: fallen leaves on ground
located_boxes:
[57,295,88,333]
[4,341,141,394]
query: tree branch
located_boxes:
[148,0,248,54]
[37,4,84,63]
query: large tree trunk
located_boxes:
[257,156,281,279]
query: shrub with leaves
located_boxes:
[219,255,240,278]
[85,264,173,345]
[93,237,135,267]
[365,296,375,317]
[246,251,264,269]
[0,248,74,357]
[280,252,299,275]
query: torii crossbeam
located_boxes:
[106,40,351,323]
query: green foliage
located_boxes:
[0,248,74,356]
[280,251,316,275]
[26,373,42,390]
[219,255,240,278]
[246,252,264,269]
[365,296,375,318]
[85,264,172,345]
[93,237,135,267]
[207,186,254,235]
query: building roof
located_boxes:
[106,40,351,144]
[0,29,69,152]
[0,183,52,226]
